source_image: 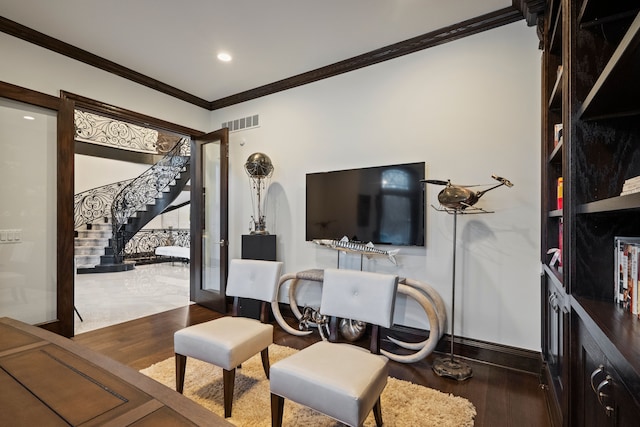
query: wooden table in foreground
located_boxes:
[0,317,231,426]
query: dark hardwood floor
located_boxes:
[73,304,552,427]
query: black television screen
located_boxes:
[306,162,425,246]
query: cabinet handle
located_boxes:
[596,375,615,417]
[549,292,559,312]
[590,365,605,393]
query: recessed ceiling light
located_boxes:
[23,115,35,120]
[217,52,232,62]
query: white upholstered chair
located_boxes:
[270,268,399,427]
[174,259,283,418]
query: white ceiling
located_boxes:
[1,0,513,102]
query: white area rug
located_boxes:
[141,344,476,426]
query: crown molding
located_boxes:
[1,6,529,112]
[209,7,524,110]
[0,16,211,109]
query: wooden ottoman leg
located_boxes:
[223,368,236,418]
[260,347,270,379]
[271,393,284,427]
[373,397,383,426]
[175,353,186,393]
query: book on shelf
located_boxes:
[614,236,640,316]
[558,219,563,267]
[557,177,563,210]
[623,176,640,185]
[553,124,563,147]
[620,176,640,196]
[632,245,639,316]
[619,242,627,306]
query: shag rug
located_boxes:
[140,344,476,426]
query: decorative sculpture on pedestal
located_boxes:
[423,174,513,381]
[244,152,274,234]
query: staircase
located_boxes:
[75,219,111,269]
[74,138,191,273]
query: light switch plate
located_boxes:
[0,229,21,244]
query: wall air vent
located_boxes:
[221,114,260,133]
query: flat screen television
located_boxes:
[306,162,425,246]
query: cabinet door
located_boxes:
[573,314,640,426]
[610,375,640,426]
[579,340,612,427]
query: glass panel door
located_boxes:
[191,130,228,312]
[0,98,57,324]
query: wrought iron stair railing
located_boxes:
[73,137,191,272]
[109,137,191,264]
[74,179,134,230]
[124,228,189,263]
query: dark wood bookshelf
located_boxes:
[541,2,640,424]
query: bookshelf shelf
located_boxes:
[577,12,640,121]
[549,2,563,55]
[577,192,640,214]
[548,209,562,218]
[578,0,640,28]
[548,140,562,164]
[543,264,563,289]
[548,69,563,110]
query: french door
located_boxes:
[190,129,229,312]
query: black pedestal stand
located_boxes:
[240,234,276,320]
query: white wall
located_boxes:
[74,154,149,193]
[0,33,210,131]
[212,21,542,350]
[1,20,541,351]
[0,99,57,324]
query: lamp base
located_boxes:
[432,356,473,381]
